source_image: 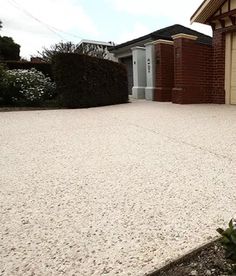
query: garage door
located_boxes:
[120,56,133,95]
[231,32,236,104]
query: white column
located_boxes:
[144,42,156,100]
[131,47,146,99]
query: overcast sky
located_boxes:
[0,0,212,58]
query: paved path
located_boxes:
[1,100,236,276]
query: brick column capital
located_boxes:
[172,33,198,41]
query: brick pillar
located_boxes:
[172,33,213,104]
[212,29,225,104]
[154,40,174,102]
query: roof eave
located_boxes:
[110,34,172,52]
[191,0,225,24]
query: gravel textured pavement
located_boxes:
[1,100,236,276]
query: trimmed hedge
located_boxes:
[3,61,53,79]
[52,53,128,108]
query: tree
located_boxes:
[38,41,110,62]
[0,20,21,61]
[38,42,79,62]
[0,36,20,61]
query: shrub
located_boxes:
[0,64,10,104]
[0,63,7,89]
[0,68,56,106]
[0,64,21,105]
[3,61,53,80]
[0,69,21,105]
[52,53,128,108]
[217,219,236,274]
[217,219,236,261]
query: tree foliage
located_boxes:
[38,41,111,62]
[0,36,20,61]
[0,20,20,61]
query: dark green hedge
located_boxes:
[3,61,53,79]
[52,53,128,108]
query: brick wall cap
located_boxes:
[172,33,198,40]
[152,39,174,45]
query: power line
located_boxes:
[7,0,65,39]
[7,0,83,40]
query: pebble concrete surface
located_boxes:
[1,100,236,276]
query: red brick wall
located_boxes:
[154,43,174,102]
[212,30,225,104]
[172,37,213,104]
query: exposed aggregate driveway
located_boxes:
[1,100,236,276]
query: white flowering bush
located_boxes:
[3,68,56,105]
[0,68,56,105]
[0,64,19,105]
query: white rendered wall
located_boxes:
[145,42,156,100]
[131,47,146,99]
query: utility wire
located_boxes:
[7,0,65,39]
[7,0,83,40]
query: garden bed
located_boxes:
[149,239,234,276]
[0,99,61,112]
[0,106,60,112]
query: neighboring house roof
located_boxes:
[110,24,212,54]
[78,39,115,47]
[191,0,225,24]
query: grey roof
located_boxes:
[110,24,212,52]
